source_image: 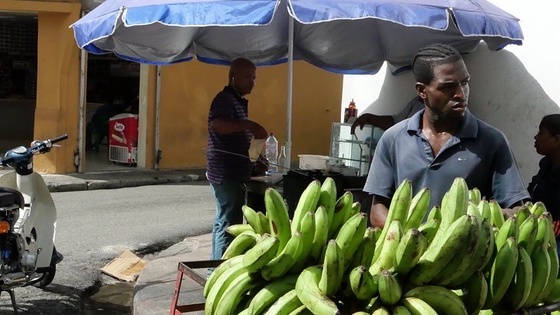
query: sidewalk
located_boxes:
[0,167,211,314]
[133,233,212,315]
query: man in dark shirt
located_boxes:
[207,58,268,261]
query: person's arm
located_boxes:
[502,200,526,218]
[351,113,395,134]
[370,194,391,228]
[210,118,268,139]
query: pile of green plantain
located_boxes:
[203,177,560,315]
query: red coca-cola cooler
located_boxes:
[108,113,138,165]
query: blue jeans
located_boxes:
[210,179,246,261]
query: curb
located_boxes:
[44,173,202,192]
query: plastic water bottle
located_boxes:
[265,133,278,174]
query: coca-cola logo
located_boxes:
[114,123,125,131]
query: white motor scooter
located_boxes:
[0,134,67,312]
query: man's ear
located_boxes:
[415,83,427,99]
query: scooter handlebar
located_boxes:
[1,134,68,167]
[49,134,68,145]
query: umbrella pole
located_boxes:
[285,13,294,171]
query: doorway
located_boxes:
[0,12,37,154]
[84,55,140,172]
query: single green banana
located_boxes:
[242,205,263,234]
[446,218,494,287]
[409,215,473,286]
[485,237,519,309]
[432,216,480,286]
[402,297,438,315]
[418,218,439,247]
[289,211,316,273]
[373,179,412,261]
[318,177,337,229]
[539,243,560,304]
[439,177,469,232]
[369,220,402,275]
[288,305,313,315]
[489,199,505,229]
[247,274,298,315]
[504,246,533,311]
[344,201,361,224]
[263,289,303,315]
[349,227,371,270]
[522,244,552,308]
[319,239,344,296]
[204,260,247,315]
[291,180,321,236]
[543,278,560,305]
[468,187,481,205]
[221,230,258,259]
[242,233,279,273]
[394,228,427,276]
[530,201,547,217]
[203,255,244,298]
[360,227,378,267]
[494,215,518,250]
[371,307,390,315]
[226,223,255,237]
[461,271,488,315]
[264,188,292,253]
[477,199,492,222]
[261,232,304,281]
[404,187,431,231]
[335,212,368,269]
[377,269,402,306]
[518,214,538,254]
[257,211,270,234]
[329,191,354,239]
[310,205,330,263]
[392,305,413,315]
[426,205,441,224]
[514,204,531,227]
[214,270,260,315]
[349,265,378,300]
[404,285,467,315]
[295,265,341,315]
[466,201,482,222]
[533,212,552,256]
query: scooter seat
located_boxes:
[0,187,24,209]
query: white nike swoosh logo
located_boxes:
[458,157,467,161]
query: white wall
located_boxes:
[342,0,560,184]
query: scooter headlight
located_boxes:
[0,221,9,234]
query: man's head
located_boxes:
[229,58,257,96]
[413,44,470,120]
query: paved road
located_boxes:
[0,182,215,314]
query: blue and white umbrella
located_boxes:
[289,0,524,74]
[71,0,523,72]
[70,0,524,164]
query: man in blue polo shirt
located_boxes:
[207,58,268,260]
[364,44,530,228]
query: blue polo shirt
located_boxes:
[206,86,253,185]
[364,109,530,210]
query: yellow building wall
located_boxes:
[157,60,343,169]
[0,1,81,174]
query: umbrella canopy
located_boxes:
[72,0,523,73]
[290,0,523,74]
[72,0,288,66]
